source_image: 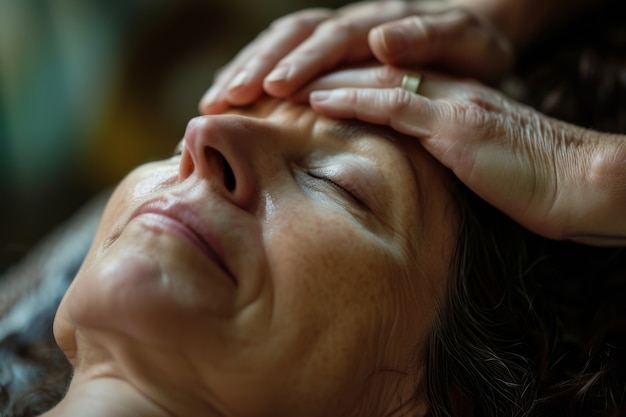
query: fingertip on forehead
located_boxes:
[222,99,447,179]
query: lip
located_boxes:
[129,198,237,286]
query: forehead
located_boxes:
[224,96,454,219]
[238,98,436,168]
[227,98,440,203]
[236,98,423,180]
[229,98,405,147]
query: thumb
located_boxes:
[368,10,514,80]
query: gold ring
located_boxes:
[401,72,423,94]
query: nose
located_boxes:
[179,115,265,210]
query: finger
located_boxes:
[199,9,332,114]
[262,1,425,98]
[309,87,438,139]
[291,65,440,103]
[368,9,514,80]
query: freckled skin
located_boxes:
[52,99,457,417]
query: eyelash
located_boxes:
[307,171,365,207]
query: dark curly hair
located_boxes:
[0,333,72,417]
[424,2,626,414]
[425,183,626,417]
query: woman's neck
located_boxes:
[40,377,173,417]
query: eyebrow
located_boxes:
[323,121,397,144]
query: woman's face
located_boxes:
[55,99,456,416]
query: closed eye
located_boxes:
[307,171,366,208]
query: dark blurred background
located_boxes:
[0,0,353,274]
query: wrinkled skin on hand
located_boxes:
[197,0,624,246]
[300,65,625,245]
[199,0,513,114]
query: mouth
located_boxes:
[129,199,237,286]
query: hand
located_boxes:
[199,0,514,114]
[302,65,626,246]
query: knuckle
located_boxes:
[386,90,415,114]
[465,88,506,113]
[270,8,333,32]
[460,103,491,130]
[462,87,488,104]
[253,50,284,64]
[344,90,361,107]
[407,16,440,51]
[317,18,355,40]
[385,90,436,131]
[373,66,399,87]
[443,96,493,132]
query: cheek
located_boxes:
[267,210,390,301]
[258,207,431,413]
[263,207,407,357]
[83,163,176,266]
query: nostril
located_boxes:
[202,147,237,192]
[221,153,236,192]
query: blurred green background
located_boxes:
[0,0,352,273]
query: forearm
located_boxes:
[448,0,602,49]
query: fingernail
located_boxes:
[377,26,407,55]
[265,65,291,83]
[227,71,250,91]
